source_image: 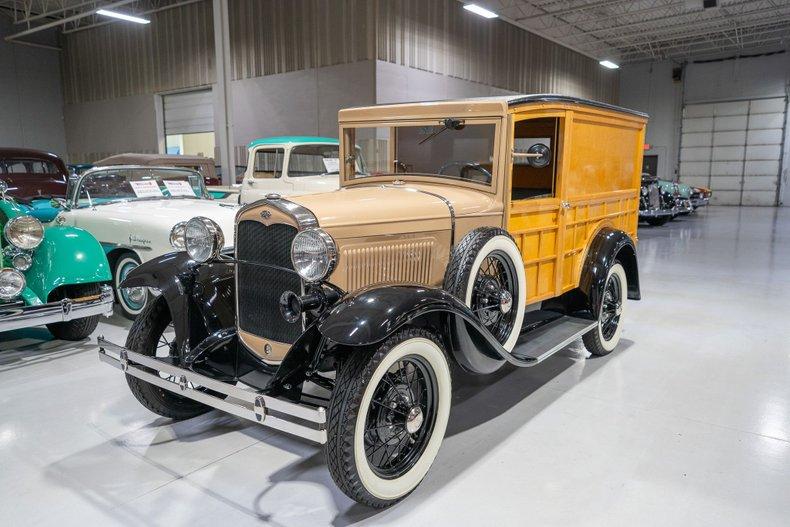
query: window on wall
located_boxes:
[511,117,560,201]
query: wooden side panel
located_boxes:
[508,200,560,303]
[561,191,639,291]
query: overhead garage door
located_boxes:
[679,97,787,206]
[163,89,214,135]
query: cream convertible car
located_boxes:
[53,166,237,318]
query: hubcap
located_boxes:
[405,406,424,434]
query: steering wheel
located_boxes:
[437,162,492,182]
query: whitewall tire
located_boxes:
[326,328,451,508]
[583,262,627,356]
[114,254,148,320]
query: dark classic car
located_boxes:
[0,148,69,222]
[639,173,675,226]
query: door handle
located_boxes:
[561,201,571,210]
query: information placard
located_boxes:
[163,180,197,197]
[129,180,164,198]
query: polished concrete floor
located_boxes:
[2,206,789,526]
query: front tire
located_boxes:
[583,263,627,356]
[125,297,210,420]
[114,253,149,320]
[326,328,452,508]
[46,283,102,341]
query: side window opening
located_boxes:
[511,117,560,201]
[253,148,285,179]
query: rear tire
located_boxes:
[46,283,102,341]
[583,263,627,357]
[645,216,669,226]
[326,328,451,508]
[125,297,210,420]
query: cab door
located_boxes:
[505,111,568,306]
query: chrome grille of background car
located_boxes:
[236,220,303,344]
[648,185,660,209]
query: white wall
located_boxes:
[0,19,67,156]
[620,52,790,205]
[618,60,682,181]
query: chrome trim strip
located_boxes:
[97,338,327,444]
[408,188,456,248]
[0,285,113,332]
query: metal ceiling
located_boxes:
[0,0,199,47]
[466,0,790,63]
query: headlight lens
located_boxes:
[12,252,32,271]
[169,221,187,250]
[0,268,26,300]
[4,216,44,250]
[291,228,337,282]
[184,217,224,263]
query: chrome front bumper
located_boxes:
[676,198,694,213]
[691,196,710,207]
[97,338,327,444]
[0,285,114,332]
[639,208,674,218]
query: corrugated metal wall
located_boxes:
[63,0,616,104]
[376,0,618,103]
[229,0,375,80]
[63,1,214,104]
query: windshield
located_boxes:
[73,167,207,207]
[346,121,496,185]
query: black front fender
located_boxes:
[122,252,237,377]
[318,285,508,374]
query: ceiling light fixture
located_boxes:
[96,9,150,24]
[463,4,498,19]
[599,60,620,69]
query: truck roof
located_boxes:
[247,136,338,149]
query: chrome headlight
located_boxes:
[169,221,187,250]
[0,268,26,300]
[184,217,224,263]
[4,216,44,250]
[291,228,337,283]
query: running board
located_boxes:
[508,315,597,367]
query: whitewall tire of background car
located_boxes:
[114,253,148,319]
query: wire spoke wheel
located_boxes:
[470,250,518,345]
[363,355,437,480]
[600,272,623,341]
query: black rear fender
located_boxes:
[578,228,641,316]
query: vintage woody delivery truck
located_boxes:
[99,95,647,507]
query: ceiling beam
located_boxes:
[514,0,637,21]
[3,0,137,42]
[61,0,203,33]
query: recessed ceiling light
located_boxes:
[96,9,150,24]
[463,4,498,19]
[599,60,620,69]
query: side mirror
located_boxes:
[50,197,69,210]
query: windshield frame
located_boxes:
[70,165,209,208]
[339,117,502,194]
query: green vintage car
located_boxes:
[0,181,114,340]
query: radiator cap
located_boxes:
[266,193,281,199]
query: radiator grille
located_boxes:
[343,240,434,292]
[236,220,302,344]
[648,185,660,209]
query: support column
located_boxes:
[213,0,234,186]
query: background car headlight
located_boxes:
[291,228,337,282]
[184,217,224,263]
[0,268,26,300]
[4,216,44,250]
[169,221,187,250]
